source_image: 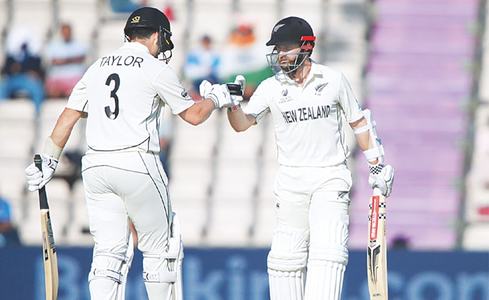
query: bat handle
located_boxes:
[34,154,49,210]
[34,154,43,172]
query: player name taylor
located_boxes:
[99,55,144,67]
[281,105,334,124]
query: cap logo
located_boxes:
[273,23,285,32]
[131,16,141,24]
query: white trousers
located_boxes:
[82,151,174,299]
[268,163,352,300]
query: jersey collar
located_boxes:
[303,61,323,88]
[278,60,323,87]
[123,42,151,54]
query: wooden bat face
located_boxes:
[367,193,388,299]
[41,210,58,300]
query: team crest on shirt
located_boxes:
[181,88,191,100]
[314,82,328,95]
[278,88,293,103]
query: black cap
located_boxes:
[266,16,315,46]
[124,7,173,49]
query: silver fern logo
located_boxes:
[314,82,328,95]
[273,23,285,33]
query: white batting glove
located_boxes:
[199,80,233,109]
[25,154,58,191]
[230,75,246,107]
[368,163,394,197]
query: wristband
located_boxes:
[43,137,63,160]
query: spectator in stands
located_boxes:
[45,23,87,98]
[0,28,45,115]
[218,24,273,100]
[109,0,147,13]
[0,194,21,247]
[184,35,220,97]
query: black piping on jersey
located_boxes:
[81,164,149,175]
[337,104,349,158]
[82,100,88,112]
[151,153,173,238]
[87,137,150,152]
[137,152,171,243]
[145,96,155,153]
[250,107,270,123]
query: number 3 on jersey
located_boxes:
[105,73,120,119]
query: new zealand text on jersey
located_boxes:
[100,55,144,68]
[281,105,332,124]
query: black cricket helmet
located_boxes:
[124,7,174,61]
[265,16,316,76]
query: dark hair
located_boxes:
[126,27,157,41]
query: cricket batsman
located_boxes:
[226,16,395,299]
[24,7,236,300]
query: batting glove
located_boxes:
[25,154,58,192]
[199,80,233,109]
[368,163,394,197]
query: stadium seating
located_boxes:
[463,0,489,249]
[1,0,486,251]
[350,0,481,249]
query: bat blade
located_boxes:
[35,154,59,300]
[40,210,58,300]
[367,189,388,299]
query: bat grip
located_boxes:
[34,154,49,210]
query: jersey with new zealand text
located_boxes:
[66,42,194,154]
[243,63,363,167]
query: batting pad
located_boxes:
[268,269,306,300]
[305,255,346,300]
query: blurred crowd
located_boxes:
[0,23,87,116]
[0,6,272,207]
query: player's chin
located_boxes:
[279,62,291,69]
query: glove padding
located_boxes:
[25,154,58,192]
[199,80,233,109]
[229,75,245,107]
[368,164,394,197]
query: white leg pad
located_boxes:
[89,252,128,300]
[304,248,347,300]
[267,226,309,300]
[143,214,184,300]
[268,269,306,300]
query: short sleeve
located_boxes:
[66,74,88,112]
[338,72,363,123]
[153,67,194,115]
[243,81,270,123]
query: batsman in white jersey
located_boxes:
[227,17,395,300]
[24,7,236,300]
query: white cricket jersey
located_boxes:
[67,42,194,153]
[244,62,363,167]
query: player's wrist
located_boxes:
[43,137,63,161]
[227,103,241,112]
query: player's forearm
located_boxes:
[351,117,370,150]
[180,99,215,126]
[351,117,378,164]
[227,107,254,132]
[50,108,83,149]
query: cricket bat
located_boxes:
[367,188,388,299]
[34,154,59,300]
